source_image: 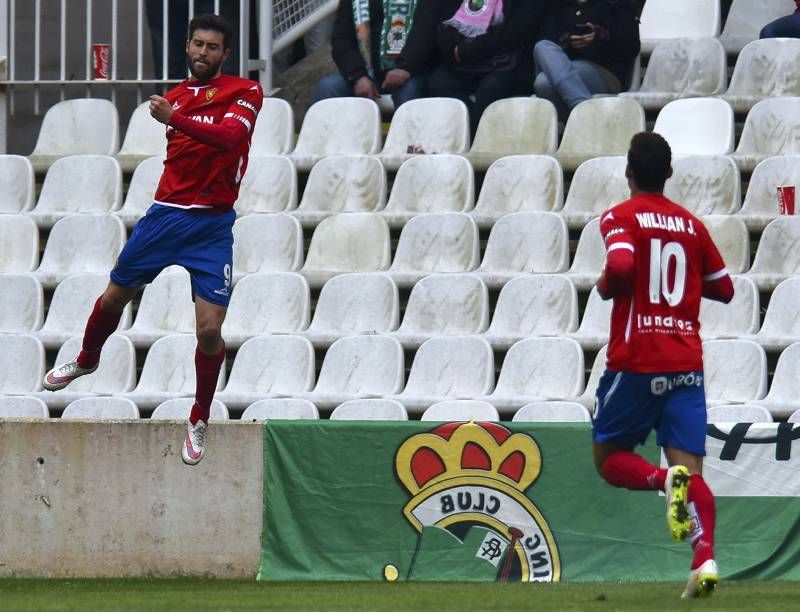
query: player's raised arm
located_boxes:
[151,84,263,151]
[597,210,635,300]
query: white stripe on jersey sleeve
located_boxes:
[224,112,252,132]
[703,268,729,281]
[608,242,635,253]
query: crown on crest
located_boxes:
[395,421,542,497]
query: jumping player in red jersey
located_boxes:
[43,14,263,466]
[592,133,734,599]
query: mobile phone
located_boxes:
[572,23,593,35]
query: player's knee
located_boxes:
[196,324,222,352]
[100,288,131,314]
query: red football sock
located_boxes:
[190,342,226,425]
[76,297,123,368]
[688,474,716,569]
[601,451,667,491]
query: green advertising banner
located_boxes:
[258,421,800,582]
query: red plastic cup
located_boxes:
[92,43,110,80]
[778,185,795,215]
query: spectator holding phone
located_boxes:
[533,0,640,119]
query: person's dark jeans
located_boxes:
[312,73,426,108]
[426,65,529,135]
[760,13,800,38]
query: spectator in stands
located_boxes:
[427,0,549,135]
[533,0,640,120]
[760,1,800,39]
[313,0,437,108]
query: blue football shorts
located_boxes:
[592,369,707,456]
[110,204,235,307]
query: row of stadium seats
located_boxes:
[25,92,800,175]
[5,151,799,232]
[2,210,798,289]
[2,332,799,418]
[2,269,798,352]
[2,393,793,425]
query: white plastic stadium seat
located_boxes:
[575,345,608,412]
[250,97,294,156]
[221,272,310,347]
[116,101,168,171]
[34,214,125,288]
[699,276,759,339]
[482,337,585,414]
[720,0,796,54]
[150,398,228,421]
[115,156,164,227]
[470,155,564,228]
[380,155,474,227]
[703,339,768,405]
[29,98,120,171]
[476,211,569,289]
[639,0,721,55]
[752,278,800,350]
[745,217,800,289]
[388,213,479,288]
[241,398,319,422]
[303,273,398,347]
[390,274,488,349]
[0,396,49,419]
[750,343,800,419]
[121,334,225,409]
[0,214,39,273]
[330,399,408,421]
[235,155,298,215]
[737,155,800,230]
[560,156,629,228]
[35,334,137,408]
[565,218,604,290]
[663,156,741,216]
[0,274,43,333]
[790,408,800,424]
[555,98,645,171]
[0,334,45,394]
[0,155,35,213]
[296,335,405,409]
[483,275,579,350]
[37,273,132,348]
[619,37,727,111]
[702,215,750,274]
[467,97,558,170]
[706,404,773,423]
[216,335,315,409]
[569,287,612,350]
[513,401,592,423]
[232,213,304,281]
[721,39,800,113]
[123,269,195,347]
[301,213,391,287]
[379,97,470,170]
[731,98,800,172]
[294,155,387,226]
[290,98,381,171]
[653,98,734,156]
[391,336,495,414]
[28,155,123,229]
[421,400,499,422]
[61,397,139,420]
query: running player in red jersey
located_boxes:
[43,14,263,466]
[592,133,734,599]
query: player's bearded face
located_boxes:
[186,29,228,81]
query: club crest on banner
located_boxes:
[391,421,560,582]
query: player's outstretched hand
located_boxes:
[149,95,174,125]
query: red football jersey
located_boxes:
[154,74,263,211]
[599,193,729,373]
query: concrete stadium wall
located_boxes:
[0,421,263,578]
